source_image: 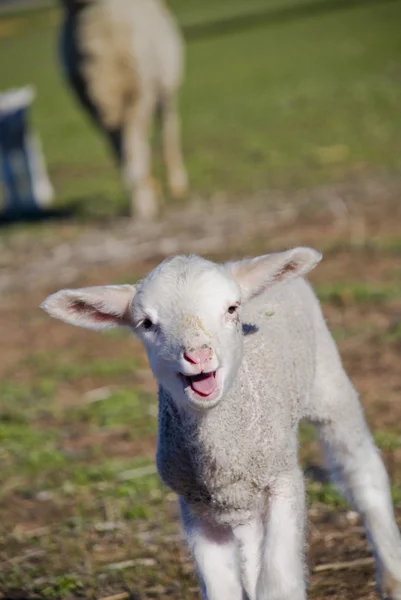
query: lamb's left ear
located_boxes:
[226,247,322,302]
[40,285,137,330]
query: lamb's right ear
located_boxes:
[226,247,322,302]
[40,285,137,330]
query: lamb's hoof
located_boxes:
[379,570,401,600]
[132,187,159,221]
[169,169,189,200]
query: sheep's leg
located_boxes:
[180,499,244,600]
[314,408,401,599]
[122,98,158,220]
[310,332,401,599]
[232,517,264,600]
[160,95,188,199]
[257,468,306,600]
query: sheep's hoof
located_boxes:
[169,169,189,200]
[132,186,159,221]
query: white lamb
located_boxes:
[41,248,401,600]
[59,0,188,219]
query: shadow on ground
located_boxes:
[0,197,132,227]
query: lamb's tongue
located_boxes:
[190,373,216,397]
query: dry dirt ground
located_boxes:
[1,176,401,599]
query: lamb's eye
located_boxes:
[142,318,153,330]
[227,305,238,315]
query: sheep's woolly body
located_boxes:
[156,278,318,525]
[41,251,401,599]
[60,0,188,218]
[78,0,183,129]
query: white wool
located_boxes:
[78,0,184,129]
[61,0,188,219]
[41,249,401,600]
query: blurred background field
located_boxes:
[0,0,400,214]
[0,0,401,598]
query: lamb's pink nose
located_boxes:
[183,347,213,369]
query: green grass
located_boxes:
[0,363,158,495]
[316,281,401,305]
[24,351,138,381]
[0,416,156,497]
[68,387,157,433]
[0,0,400,214]
[169,0,328,27]
[375,431,401,453]
[306,481,347,509]
[325,236,401,256]
[384,321,401,342]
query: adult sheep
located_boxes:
[41,249,401,599]
[59,0,188,219]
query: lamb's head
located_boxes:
[41,247,321,412]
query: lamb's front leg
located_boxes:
[180,498,244,600]
[258,467,307,600]
[232,517,264,600]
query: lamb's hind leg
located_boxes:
[309,334,401,599]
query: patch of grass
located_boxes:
[306,480,347,509]
[41,574,84,598]
[55,358,137,381]
[375,431,401,453]
[24,352,138,382]
[0,379,58,435]
[65,387,157,437]
[331,327,354,342]
[0,375,157,496]
[182,0,401,195]
[123,503,152,520]
[392,485,401,509]
[330,324,381,341]
[0,378,54,406]
[323,237,401,257]
[316,282,401,305]
[382,321,401,343]
[67,457,156,489]
[377,237,401,254]
[169,0,313,27]
[1,569,88,600]
[299,421,318,445]
[0,426,69,496]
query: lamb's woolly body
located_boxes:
[41,251,401,599]
[156,278,317,525]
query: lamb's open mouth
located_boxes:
[179,371,218,398]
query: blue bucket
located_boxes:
[0,87,53,216]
